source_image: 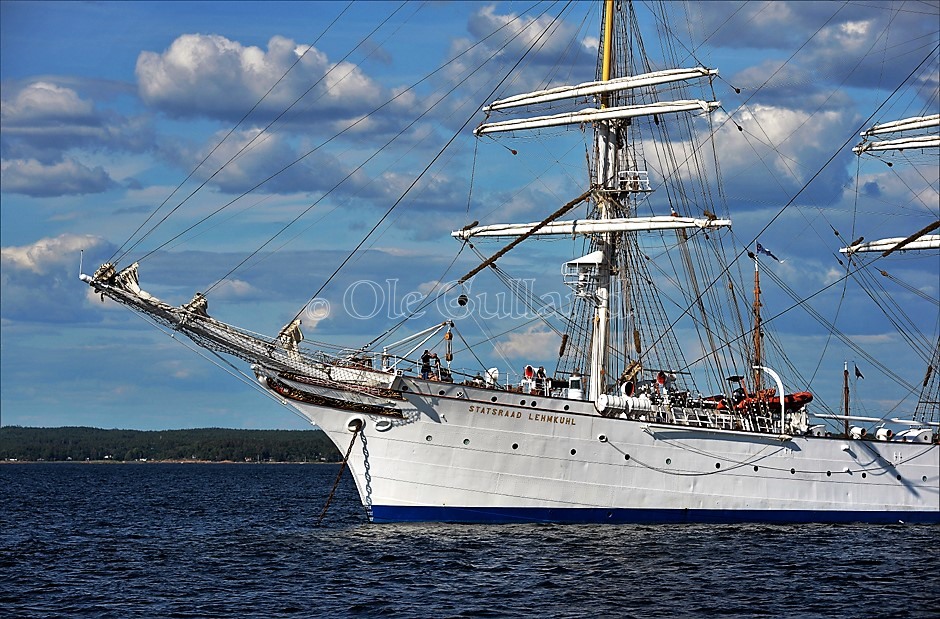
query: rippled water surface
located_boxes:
[1,463,937,618]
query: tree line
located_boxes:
[0,426,342,462]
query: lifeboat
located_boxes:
[734,390,813,412]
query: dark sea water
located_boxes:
[1,464,938,619]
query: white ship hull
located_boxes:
[267,376,940,524]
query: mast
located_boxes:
[588,0,617,402]
[468,1,722,400]
[752,254,763,393]
[843,362,850,436]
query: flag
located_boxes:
[855,365,864,379]
[756,242,780,262]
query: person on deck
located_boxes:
[432,353,442,380]
[535,366,547,394]
[420,350,432,379]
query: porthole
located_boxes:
[715,462,721,469]
[666,458,672,465]
[897,474,902,481]
[923,476,929,482]
[438,390,445,396]
[753,466,759,472]
[624,454,631,461]
[463,438,470,445]
[790,468,796,475]
[826,471,832,477]
[598,435,608,443]
[862,472,867,479]
[401,385,409,392]
[531,401,537,407]
[520,399,527,406]
[512,443,519,450]
[570,449,577,455]
[491,396,498,402]
[425,435,432,442]
[563,405,570,411]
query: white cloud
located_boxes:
[136,34,385,123]
[0,157,115,196]
[1,80,152,164]
[1,233,106,275]
[495,325,558,360]
[0,81,94,121]
[210,278,258,300]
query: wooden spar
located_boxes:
[457,190,592,284]
[881,220,940,257]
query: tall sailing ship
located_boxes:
[81,1,938,523]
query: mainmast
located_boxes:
[588,0,617,402]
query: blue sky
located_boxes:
[2,1,938,430]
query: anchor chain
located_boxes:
[315,420,362,526]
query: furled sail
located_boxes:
[860,114,940,136]
[474,100,720,136]
[452,215,730,239]
[483,67,718,111]
[853,113,940,154]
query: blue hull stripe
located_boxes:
[369,506,940,525]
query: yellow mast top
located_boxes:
[600,0,615,108]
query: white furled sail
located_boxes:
[860,114,940,136]
[840,234,940,254]
[853,113,940,154]
[853,134,940,154]
[452,216,731,239]
[474,100,720,136]
[483,67,718,111]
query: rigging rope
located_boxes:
[285,1,575,323]
[112,1,361,264]
[457,189,591,284]
[132,2,415,268]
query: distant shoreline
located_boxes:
[0,427,342,463]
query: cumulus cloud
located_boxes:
[1,81,94,121]
[210,278,259,300]
[714,104,855,206]
[136,34,389,125]
[0,80,153,162]
[1,233,114,324]
[495,325,559,360]
[0,158,116,196]
[441,4,595,111]
[1,233,105,275]
[689,1,938,95]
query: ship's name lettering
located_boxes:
[467,406,576,425]
[468,405,523,419]
[528,412,576,426]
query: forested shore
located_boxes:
[0,426,341,463]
